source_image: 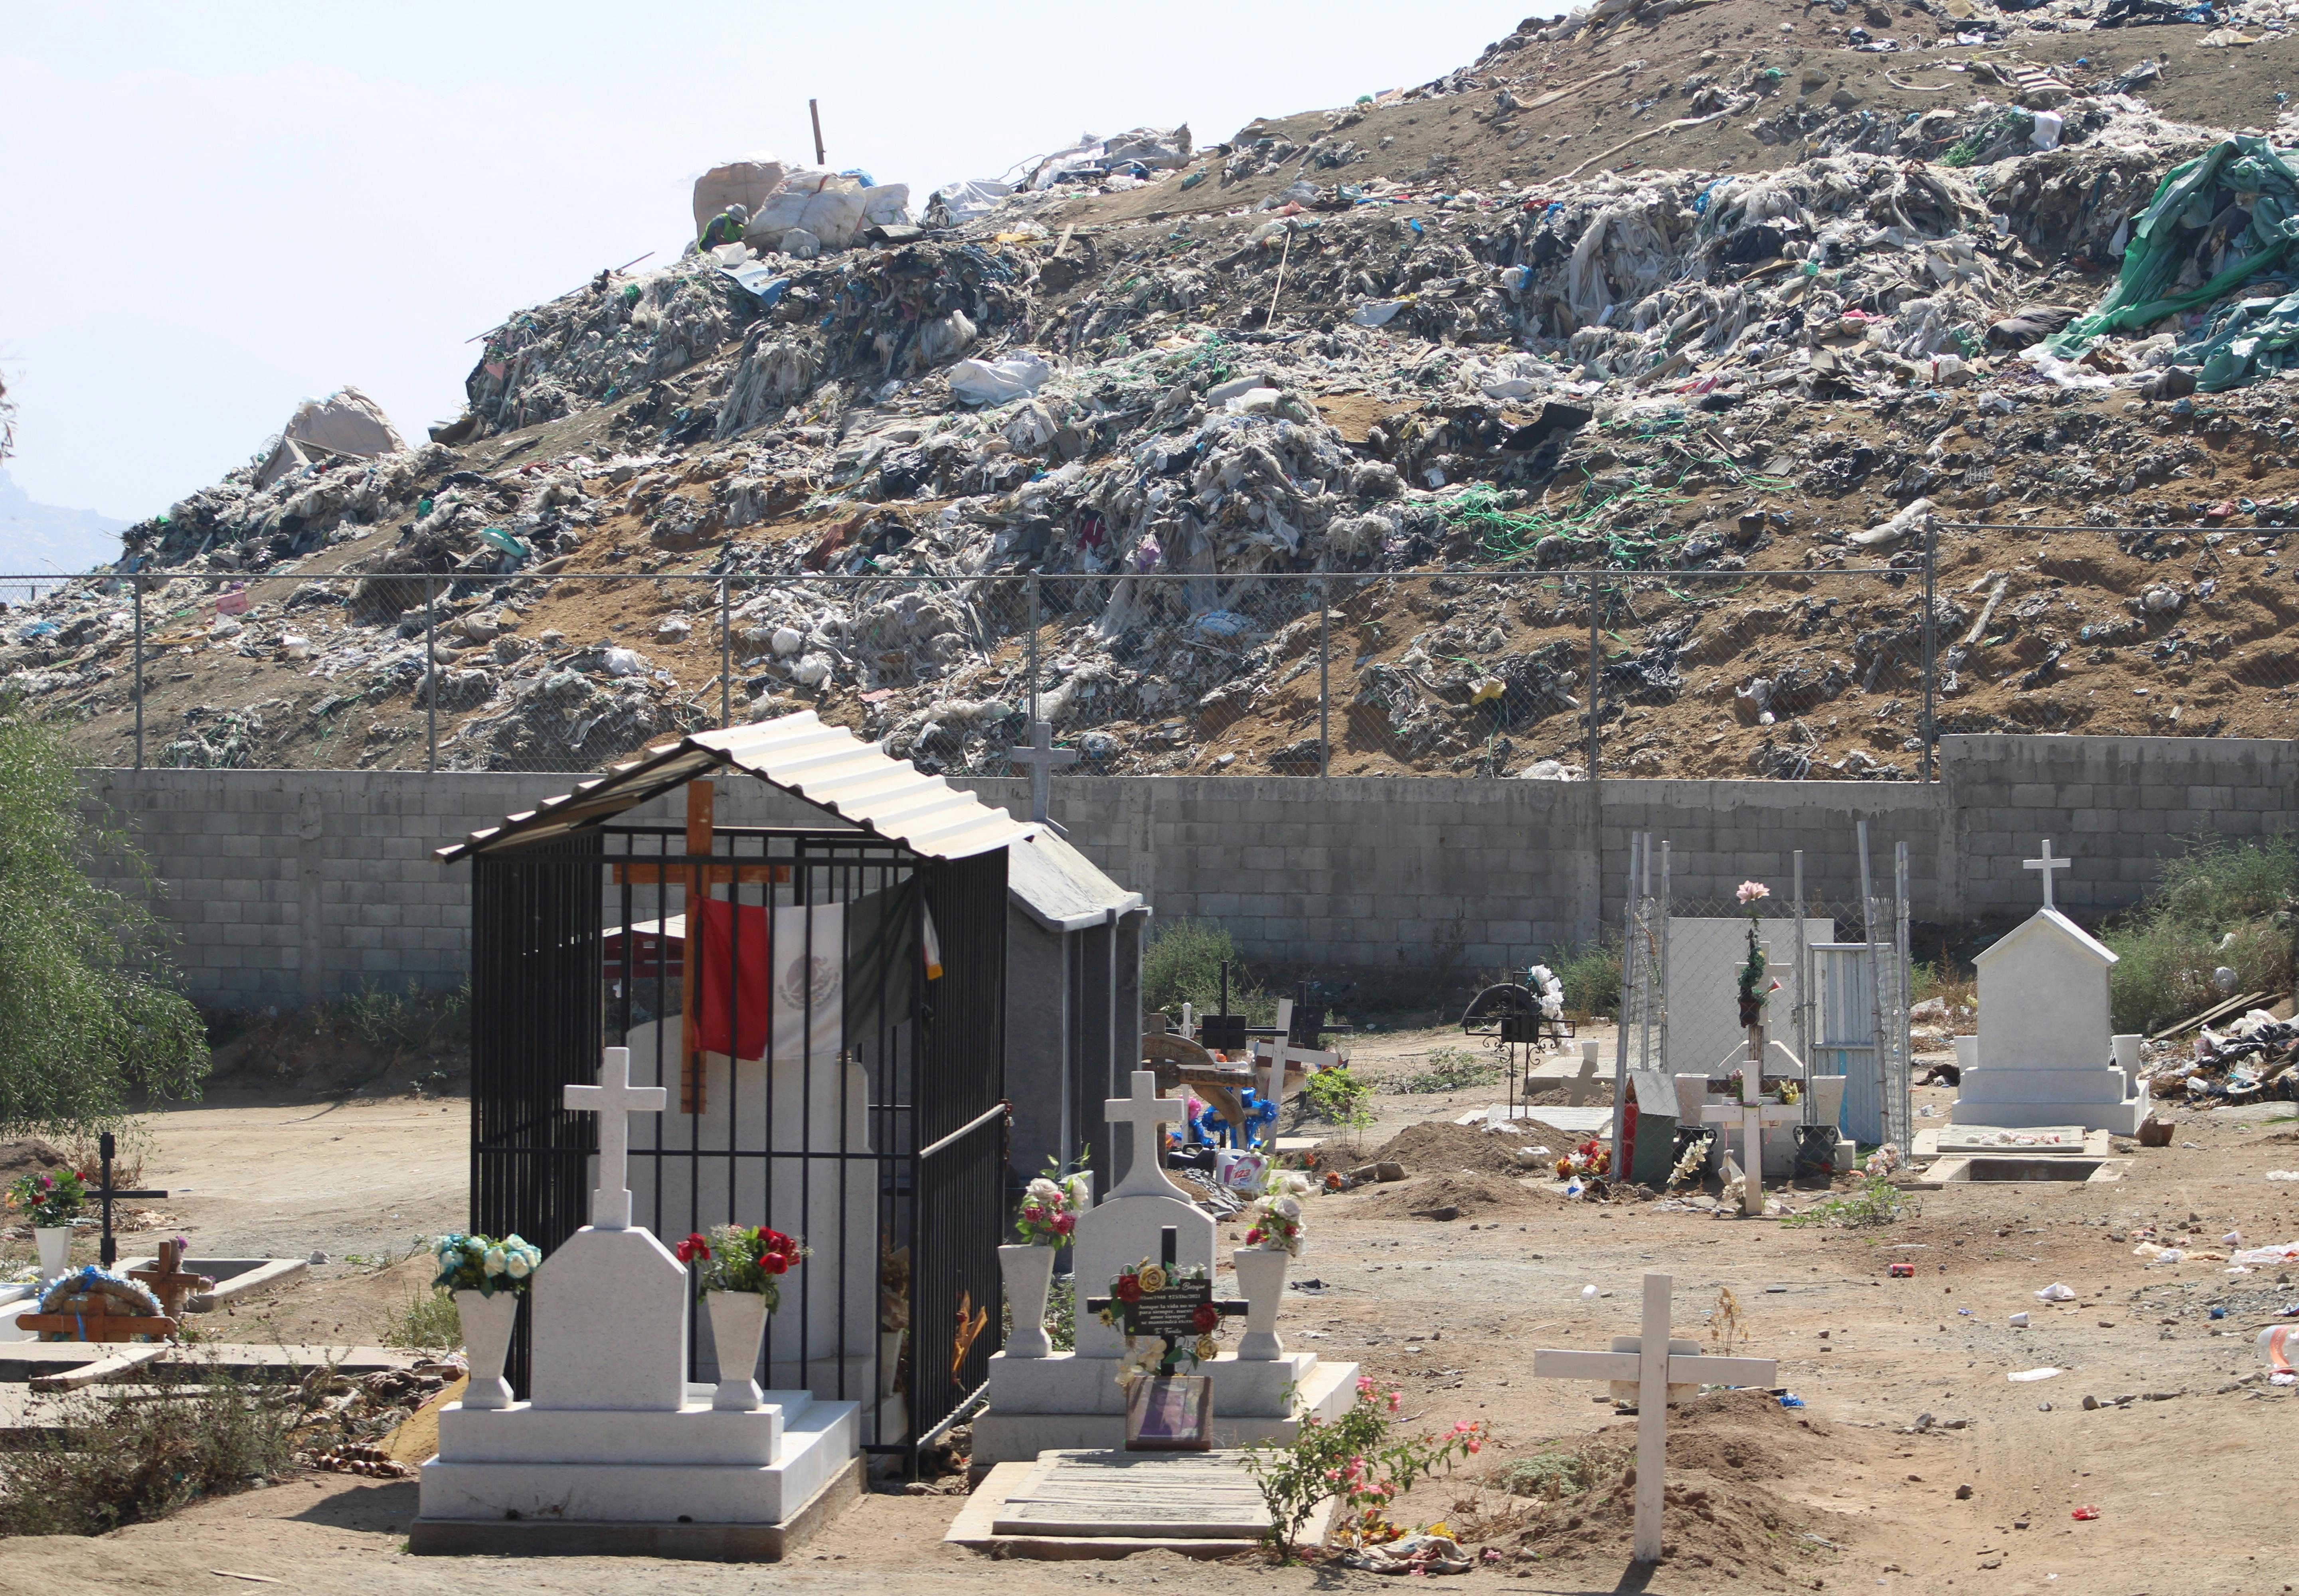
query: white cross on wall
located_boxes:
[1533,1273,1778,1563]
[564,1046,668,1231]
[1008,720,1080,824]
[2023,838,2072,911]
[1104,1069,1192,1201]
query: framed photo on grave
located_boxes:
[1124,1373,1213,1450]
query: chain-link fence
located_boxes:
[4,524,2283,776]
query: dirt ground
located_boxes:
[3,1031,2297,1594]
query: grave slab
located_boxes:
[947,1450,1338,1559]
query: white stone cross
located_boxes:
[1251,1000,1344,1110]
[1533,1273,1778,1564]
[1563,1040,1603,1107]
[1105,1068,1192,1201]
[2024,838,2072,911]
[1008,720,1079,824]
[563,1045,668,1231]
[1702,1055,1801,1217]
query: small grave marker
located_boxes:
[128,1238,213,1320]
[90,1132,168,1268]
[1702,1045,1800,1217]
[1533,1273,1777,1563]
[1008,720,1079,825]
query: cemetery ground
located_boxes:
[1,1035,2296,1593]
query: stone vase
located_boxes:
[705,1289,770,1410]
[455,1288,520,1410]
[999,1243,1056,1359]
[1738,996,1763,1028]
[1232,1246,1290,1361]
[32,1226,70,1280]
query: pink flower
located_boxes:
[1022,1205,1043,1223]
[1356,1375,1375,1396]
[1736,880,1771,905]
[1051,1213,1075,1235]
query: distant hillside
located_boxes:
[0,470,125,576]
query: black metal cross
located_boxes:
[91,1132,167,1268]
[1083,1227,1249,1318]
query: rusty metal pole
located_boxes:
[809,99,826,166]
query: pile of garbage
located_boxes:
[2147,1008,2299,1102]
[10,3,2299,779]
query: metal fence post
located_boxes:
[1921,523,1938,783]
[1026,576,1040,723]
[1317,581,1330,776]
[425,574,437,773]
[131,573,144,771]
[1585,578,1602,779]
[720,568,733,729]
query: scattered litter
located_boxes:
[2008,1367,2064,1383]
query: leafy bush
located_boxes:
[1301,1064,1374,1128]
[379,1284,462,1350]
[0,701,208,1132]
[1245,1377,1483,1560]
[0,1368,297,1535]
[1142,920,1277,1023]
[1548,937,1622,1018]
[333,977,471,1057]
[2099,836,2297,1034]
[1395,1047,1505,1094]
[1781,1175,1919,1229]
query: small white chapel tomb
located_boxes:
[1951,841,2146,1136]
[412,1048,860,1559]
[969,1070,1357,1467]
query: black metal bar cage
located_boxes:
[467,821,1006,1467]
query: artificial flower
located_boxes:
[1137,1263,1168,1295]
[1191,1301,1220,1332]
[675,1232,712,1264]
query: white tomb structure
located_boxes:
[1951,841,2147,1136]
[413,1048,860,1558]
[970,1071,1358,1467]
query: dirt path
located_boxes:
[3,1077,2295,1593]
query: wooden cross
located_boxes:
[2023,838,2071,912]
[1701,1050,1800,1217]
[608,780,788,1113]
[1105,1069,1191,1201]
[91,1132,167,1268]
[564,1045,668,1231]
[1007,720,1078,824]
[128,1238,212,1320]
[1533,1273,1778,1564]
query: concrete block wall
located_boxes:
[83,733,2295,1008]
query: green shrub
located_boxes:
[2098,836,2297,1035]
[1301,1064,1375,1128]
[0,1367,297,1535]
[332,977,472,1058]
[1781,1175,1919,1229]
[378,1284,462,1350]
[1142,920,1277,1023]
[1395,1047,1505,1094]
[1548,937,1622,1018]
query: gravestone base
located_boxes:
[413,1387,858,1538]
[970,1353,1357,1468]
[1949,1065,2145,1136]
[410,1455,862,1561]
[947,1449,1338,1559]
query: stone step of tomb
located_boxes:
[437,1392,812,1466]
[417,1394,858,1527]
[1954,1067,2140,1104]
[948,1450,1340,1559]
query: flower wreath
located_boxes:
[1096,1257,1221,1381]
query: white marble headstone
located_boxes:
[527,1227,691,1411]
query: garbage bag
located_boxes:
[948,353,1052,405]
[692,154,789,237]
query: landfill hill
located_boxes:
[5,0,2298,779]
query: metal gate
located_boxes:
[467,825,1006,1467]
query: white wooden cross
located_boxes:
[1533,1273,1778,1563]
[1702,1053,1800,1217]
[1105,1068,1192,1201]
[2023,838,2071,911]
[564,1045,667,1231]
[1250,999,1344,1108]
[1008,720,1079,824]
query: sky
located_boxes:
[0,1,1532,531]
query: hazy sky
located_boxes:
[0,1,1531,526]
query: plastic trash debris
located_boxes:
[2008,1367,2063,1382]
[2035,1283,2075,1302]
[947,353,1052,405]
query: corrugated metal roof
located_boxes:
[434,711,1036,863]
[1008,828,1145,932]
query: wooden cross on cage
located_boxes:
[91,1132,168,1268]
[129,1239,213,1321]
[608,780,789,1113]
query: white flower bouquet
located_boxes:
[430,1231,543,1296]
